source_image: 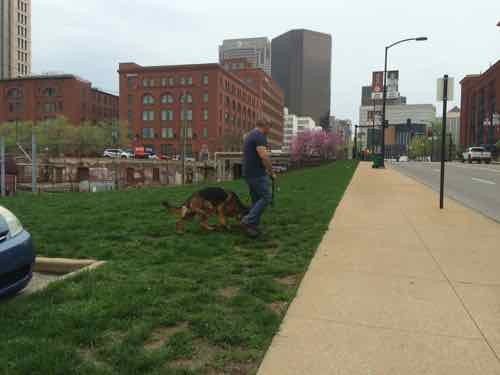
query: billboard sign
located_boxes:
[371,70,400,99]
[371,71,384,99]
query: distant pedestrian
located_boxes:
[241,120,276,238]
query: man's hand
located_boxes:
[257,146,274,177]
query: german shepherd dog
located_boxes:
[163,187,249,233]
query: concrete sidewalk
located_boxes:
[259,162,500,375]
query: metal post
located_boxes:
[431,124,435,162]
[354,125,358,160]
[440,75,448,209]
[32,131,37,193]
[1,137,5,197]
[380,47,388,167]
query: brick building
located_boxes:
[0,74,118,125]
[460,60,500,147]
[223,58,284,149]
[118,62,284,158]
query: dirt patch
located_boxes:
[269,301,288,315]
[78,348,112,371]
[144,322,188,351]
[170,339,219,371]
[274,274,299,287]
[218,286,240,298]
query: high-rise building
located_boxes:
[0,0,31,79]
[271,29,332,126]
[219,37,272,76]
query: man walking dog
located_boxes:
[241,119,276,238]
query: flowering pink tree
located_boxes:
[291,129,340,162]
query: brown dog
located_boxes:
[163,187,249,233]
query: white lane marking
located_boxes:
[449,164,500,174]
[471,177,496,185]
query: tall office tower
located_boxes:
[0,0,31,78]
[219,37,272,76]
[272,29,332,126]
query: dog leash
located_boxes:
[271,176,279,207]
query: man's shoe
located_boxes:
[241,222,260,238]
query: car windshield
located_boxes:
[471,148,485,152]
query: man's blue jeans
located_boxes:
[243,175,272,227]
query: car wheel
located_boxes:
[485,159,491,164]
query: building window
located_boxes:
[43,87,57,97]
[202,108,209,121]
[128,110,133,122]
[142,94,154,105]
[142,127,155,139]
[225,96,230,106]
[224,112,229,123]
[202,92,209,103]
[187,77,193,85]
[161,144,174,155]
[43,102,56,113]
[127,77,136,89]
[181,128,193,138]
[161,109,174,121]
[180,77,186,85]
[181,110,193,121]
[161,128,174,139]
[168,77,175,86]
[180,93,193,103]
[202,128,208,138]
[161,93,174,104]
[7,88,21,98]
[142,110,154,121]
[142,78,155,88]
[161,78,168,87]
[128,95,133,106]
[202,74,209,85]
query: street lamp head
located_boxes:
[415,37,428,41]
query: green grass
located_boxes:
[0,161,357,375]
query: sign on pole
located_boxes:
[437,77,454,101]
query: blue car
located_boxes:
[0,206,35,297]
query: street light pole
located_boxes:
[380,37,428,168]
[354,125,358,160]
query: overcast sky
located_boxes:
[33,0,499,123]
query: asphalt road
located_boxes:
[391,161,500,222]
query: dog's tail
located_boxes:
[162,201,183,216]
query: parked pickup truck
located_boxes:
[462,147,492,164]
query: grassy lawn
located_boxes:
[0,161,357,375]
